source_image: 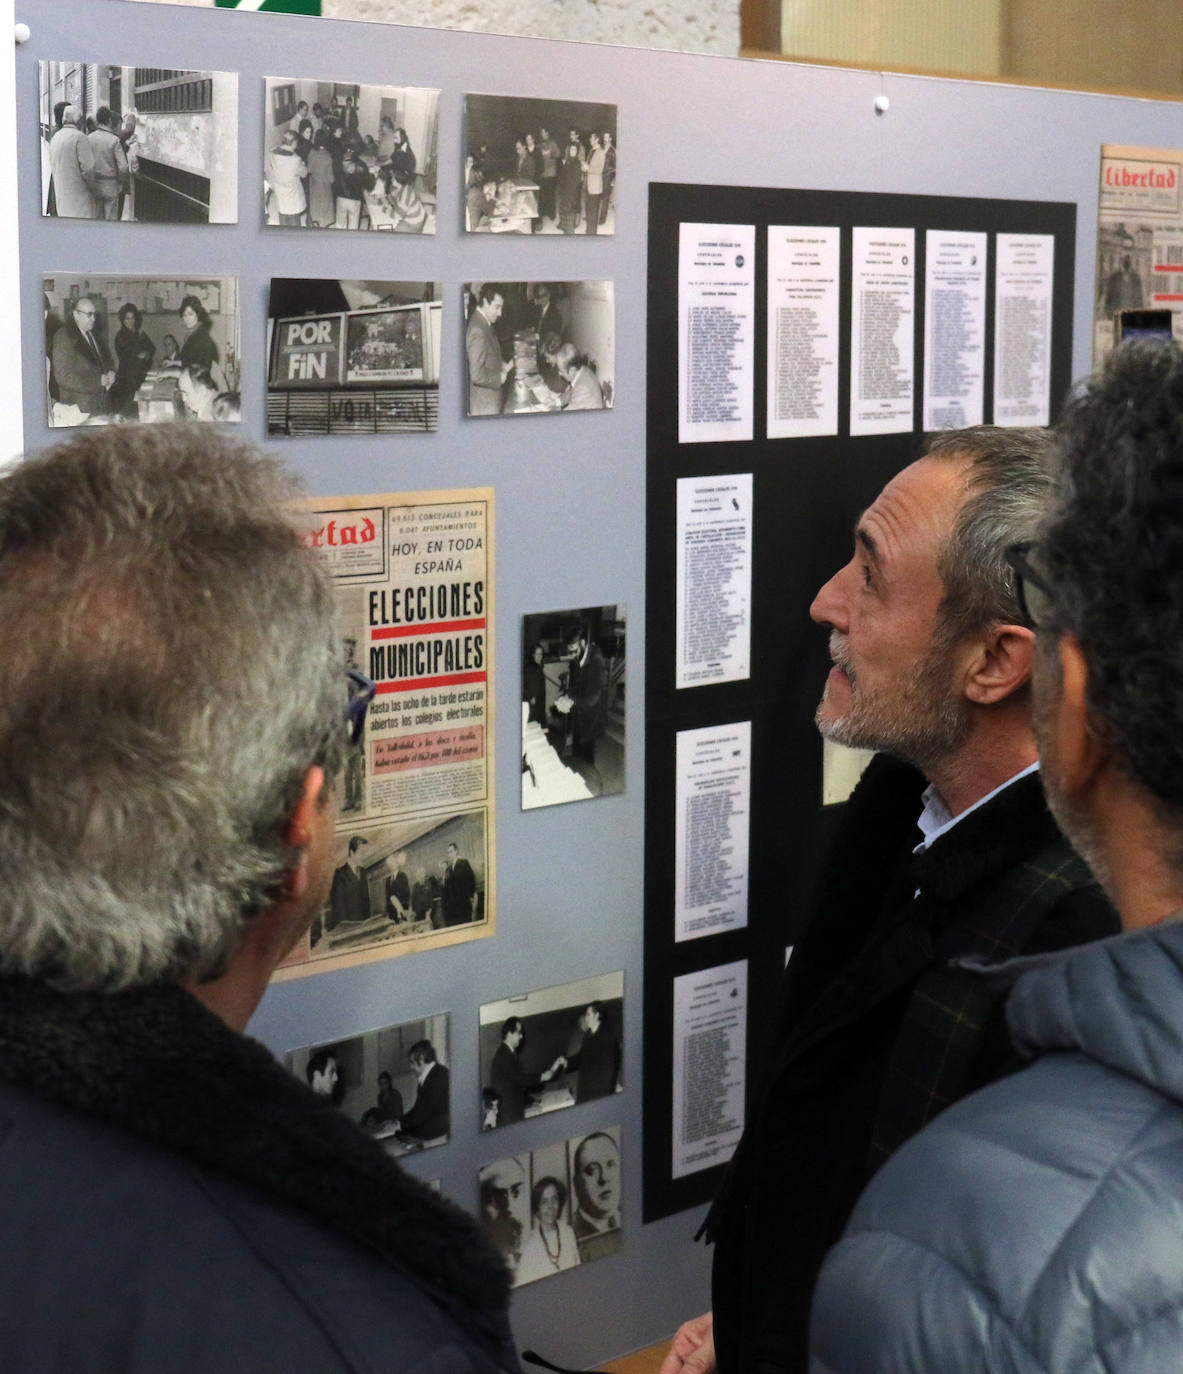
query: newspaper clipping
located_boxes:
[1095,143,1183,362]
[276,487,494,979]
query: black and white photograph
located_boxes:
[40,62,238,223]
[44,275,240,428]
[263,78,439,233]
[479,1126,622,1286]
[268,279,441,436]
[479,971,624,1131]
[522,605,625,807]
[286,1014,451,1153]
[464,281,614,417]
[464,94,616,235]
[303,809,487,964]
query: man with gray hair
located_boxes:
[0,426,519,1372]
[811,340,1183,1373]
[47,103,97,218]
[664,426,1118,1374]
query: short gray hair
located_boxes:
[925,425,1056,645]
[0,425,344,991]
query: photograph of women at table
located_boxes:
[285,1013,451,1156]
[44,274,240,428]
[521,605,625,807]
[263,78,438,233]
[464,94,615,235]
[463,281,614,418]
[478,971,624,1132]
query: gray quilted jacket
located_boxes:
[810,918,1183,1373]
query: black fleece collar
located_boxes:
[0,977,514,1363]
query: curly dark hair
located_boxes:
[1039,340,1183,814]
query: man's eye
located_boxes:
[860,564,874,589]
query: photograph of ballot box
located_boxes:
[267,278,441,435]
[464,281,613,418]
[286,1013,451,1155]
[463,93,616,236]
[44,274,240,428]
[521,605,625,808]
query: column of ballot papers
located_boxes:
[522,704,594,808]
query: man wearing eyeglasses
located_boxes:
[0,426,520,1373]
[666,426,1118,1374]
[812,341,1183,1373]
[50,295,115,424]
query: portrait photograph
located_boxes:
[464,281,614,418]
[267,278,441,436]
[478,1126,622,1287]
[263,78,439,233]
[44,274,240,429]
[464,94,616,235]
[521,605,625,807]
[479,971,624,1131]
[40,62,238,224]
[286,1013,451,1154]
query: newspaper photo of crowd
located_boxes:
[286,1014,451,1155]
[40,62,238,224]
[464,281,614,417]
[44,275,240,428]
[464,94,616,235]
[264,78,439,233]
[479,1126,622,1287]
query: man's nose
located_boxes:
[809,565,846,629]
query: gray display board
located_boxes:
[14,3,1183,1364]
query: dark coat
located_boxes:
[0,979,518,1373]
[705,754,1119,1374]
[489,1041,540,1126]
[566,643,609,745]
[442,857,477,926]
[565,1026,619,1103]
[813,919,1183,1374]
[401,1061,450,1140]
[51,321,112,413]
[327,860,370,931]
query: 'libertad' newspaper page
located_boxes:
[1095,144,1183,363]
[276,487,494,979]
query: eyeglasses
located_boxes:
[74,307,96,317]
[1005,542,1055,629]
[345,668,375,746]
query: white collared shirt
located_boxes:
[914,761,1041,854]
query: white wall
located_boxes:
[324,0,741,57]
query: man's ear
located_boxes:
[1046,634,1107,796]
[960,624,1034,706]
[279,765,327,901]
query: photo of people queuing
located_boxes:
[44,275,240,428]
[40,62,238,224]
[263,78,439,233]
[464,281,615,417]
[464,94,616,235]
[287,1015,451,1155]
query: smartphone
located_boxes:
[1115,308,1175,344]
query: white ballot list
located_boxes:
[923,230,987,431]
[672,960,748,1179]
[850,226,916,436]
[678,223,756,443]
[277,488,494,978]
[994,234,1054,427]
[766,225,841,439]
[674,721,751,942]
[675,474,753,688]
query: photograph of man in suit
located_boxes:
[399,1040,450,1141]
[555,621,609,766]
[51,296,114,422]
[466,282,511,415]
[326,834,369,932]
[441,841,477,927]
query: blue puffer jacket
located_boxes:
[810,920,1183,1373]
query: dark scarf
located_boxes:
[0,977,516,1367]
